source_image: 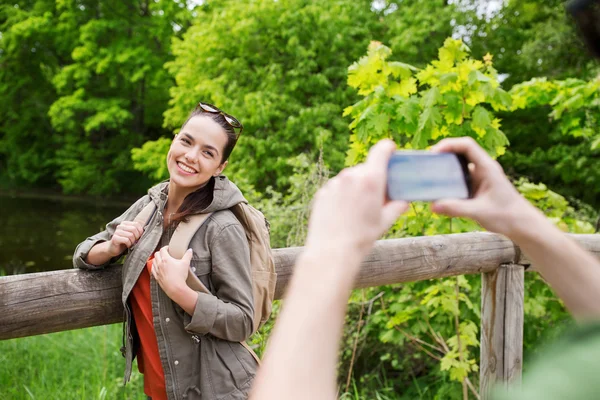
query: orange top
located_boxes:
[130,256,168,400]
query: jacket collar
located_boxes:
[148,180,169,208]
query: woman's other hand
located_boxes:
[152,247,193,294]
[152,247,198,314]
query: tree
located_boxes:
[135,0,468,192]
[47,0,192,194]
[0,0,194,194]
[0,1,64,187]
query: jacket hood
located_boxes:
[147,175,246,213]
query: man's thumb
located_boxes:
[431,199,474,219]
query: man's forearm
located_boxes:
[510,209,600,319]
[251,247,360,400]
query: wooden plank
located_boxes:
[276,232,520,299]
[0,266,123,340]
[480,263,524,399]
[0,232,597,340]
[503,264,524,387]
[480,266,506,399]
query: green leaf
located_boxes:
[442,93,463,124]
[414,106,442,148]
[439,72,458,87]
[389,77,418,98]
[388,61,417,79]
[468,70,490,86]
[471,106,492,137]
[421,87,442,108]
[397,98,421,125]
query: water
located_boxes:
[0,192,132,275]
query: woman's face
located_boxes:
[167,115,229,192]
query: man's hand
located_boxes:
[430,137,537,237]
[305,139,408,264]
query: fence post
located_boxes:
[480,263,524,399]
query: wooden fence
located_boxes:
[1,232,600,399]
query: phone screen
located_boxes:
[387,151,470,201]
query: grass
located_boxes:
[0,324,144,400]
[1,321,451,400]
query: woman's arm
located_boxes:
[73,196,150,270]
[85,221,144,265]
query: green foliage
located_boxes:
[470,0,598,87]
[131,137,172,182]
[0,0,191,194]
[511,77,600,148]
[154,0,387,191]
[340,38,597,398]
[344,39,511,165]
[502,139,600,208]
[468,0,600,210]
[503,76,600,207]
[0,1,62,187]
[128,0,470,193]
[516,179,595,233]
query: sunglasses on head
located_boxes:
[568,0,600,60]
[197,102,244,138]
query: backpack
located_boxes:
[133,201,277,335]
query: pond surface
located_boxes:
[0,192,131,275]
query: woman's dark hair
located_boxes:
[168,107,240,226]
[169,176,215,226]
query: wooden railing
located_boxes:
[1,232,599,399]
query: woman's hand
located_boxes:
[107,221,144,256]
[152,246,194,297]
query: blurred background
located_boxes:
[1,0,599,398]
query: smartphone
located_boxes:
[387,151,471,201]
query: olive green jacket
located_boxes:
[73,177,257,400]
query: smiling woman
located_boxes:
[72,102,257,400]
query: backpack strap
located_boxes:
[133,202,157,227]
[168,213,213,294]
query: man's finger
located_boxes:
[365,139,397,173]
[380,201,409,231]
[431,199,477,219]
[431,137,494,169]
